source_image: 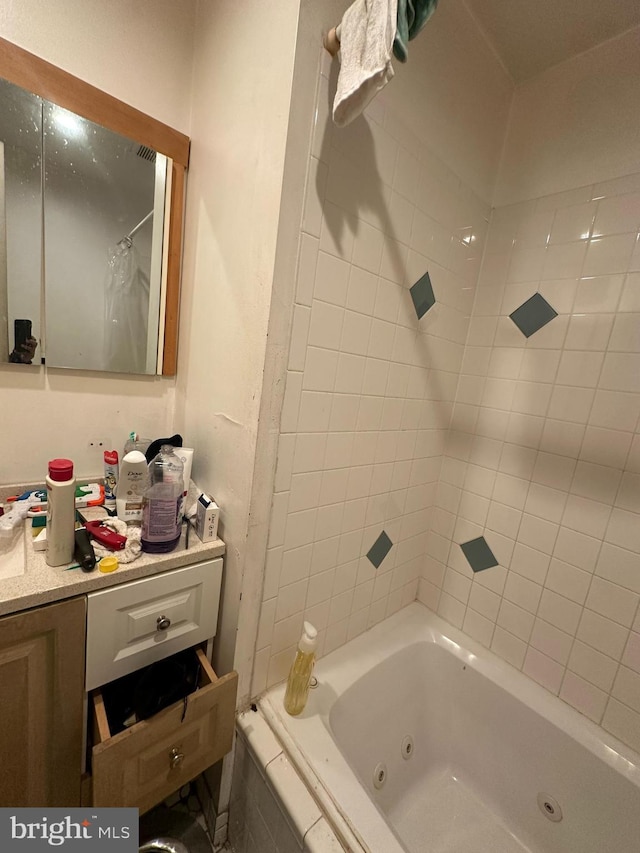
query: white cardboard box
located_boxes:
[196,493,219,542]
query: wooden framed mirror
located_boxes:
[0,36,189,375]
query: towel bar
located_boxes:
[324,26,341,56]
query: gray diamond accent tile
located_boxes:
[367,530,393,569]
[460,536,498,573]
[410,271,436,320]
[509,292,558,337]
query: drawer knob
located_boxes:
[170,747,185,769]
[156,615,171,632]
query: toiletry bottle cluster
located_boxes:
[38,435,195,567]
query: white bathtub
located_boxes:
[260,603,640,853]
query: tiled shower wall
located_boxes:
[251,55,490,695]
[421,173,640,751]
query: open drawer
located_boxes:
[91,648,238,812]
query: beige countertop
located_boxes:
[0,520,225,618]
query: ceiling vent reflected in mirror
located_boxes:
[137,144,157,163]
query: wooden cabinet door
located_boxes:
[0,596,86,807]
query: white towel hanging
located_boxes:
[333,0,398,127]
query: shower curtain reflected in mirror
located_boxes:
[104,241,150,374]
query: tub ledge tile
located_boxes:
[303,817,347,852]
[266,753,323,844]
[237,708,283,776]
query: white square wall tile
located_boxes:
[533,452,576,491]
[498,598,534,642]
[556,351,604,388]
[542,241,587,280]
[340,311,372,356]
[599,353,640,393]
[510,542,550,585]
[547,386,595,423]
[595,542,640,594]
[537,588,582,635]
[352,220,384,274]
[592,193,640,237]
[589,390,640,432]
[303,347,339,391]
[622,632,640,675]
[296,233,320,307]
[298,391,332,433]
[308,300,345,350]
[577,608,629,660]
[303,157,328,237]
[585,576,639,628]
[574,274,625,314]
[517,513,559,555]
[583,234,636,277]
[334,353,366,394]
[523,647,565,694]
[281,371,303,433]
[560,671,608,723]
[503,571,542,614]
[570,461,621,505]
[605,508,640,555]
[612,667,640,715]
[568,639,618,692]
[468,582,501,621]
[288,305,312,371]
[549,201,596,244]
[288,472,323,513]
[275,578,308,621]
[524,483,567,524]
[347,266,378,314]
[545,558,592,605]
[540,420,586,459]
[609,314,640,352]
[552,526,600,572]
[580,426,632,469]
[620,272,640,311]
[602,698,640,754]
[562,495,611,539]
[530,617,573,664]
[274,434,296,493]
[492,626,527,669]
[564,314,613,351]
[320,201,356,262]
[463,608,495,647]
[438,592,465,629]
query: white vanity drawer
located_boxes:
[85,559,222,690]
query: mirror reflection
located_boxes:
[0,78,42,365]
[0,79,167,374]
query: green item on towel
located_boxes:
[394,0,439,63]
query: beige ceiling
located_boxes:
[464,0,640,82]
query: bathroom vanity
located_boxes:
[0,524,237,811]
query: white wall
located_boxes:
[173,0,300,680]
[495,26,640,206]
[0,0,194,134]
[390,0,513,202]
[0,0,196,483]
